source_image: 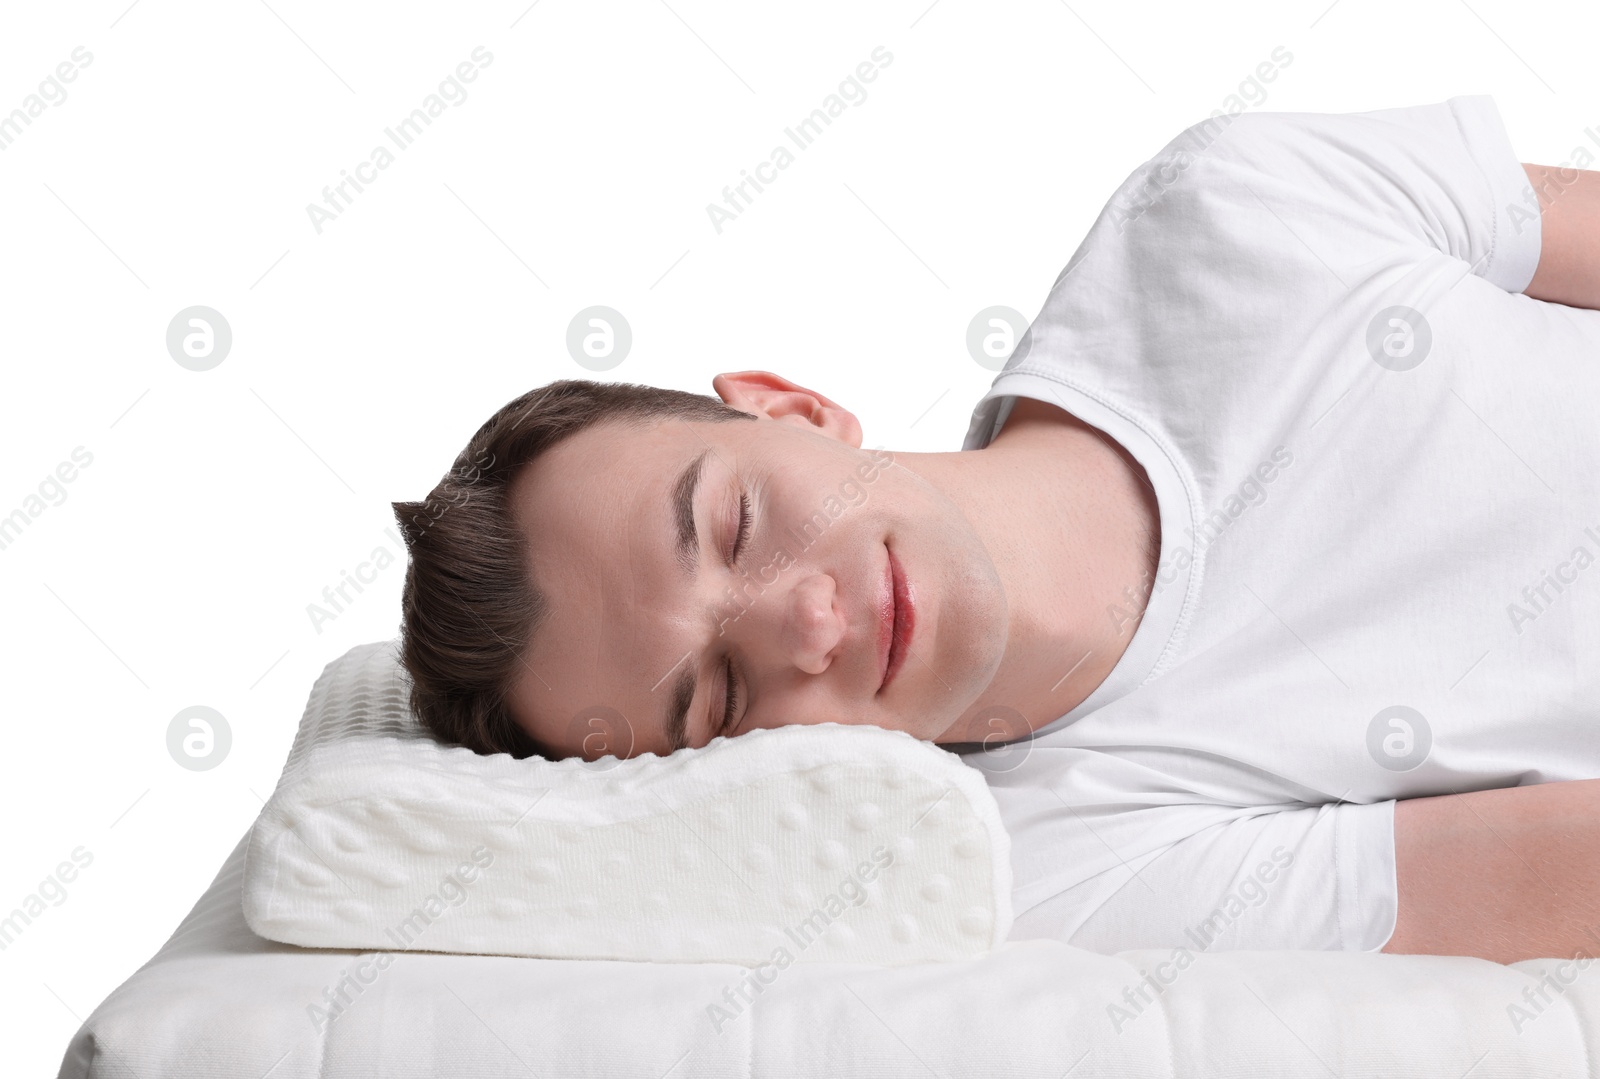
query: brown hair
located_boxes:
[391,379,755,758]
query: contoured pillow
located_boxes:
[242,639,1013,965]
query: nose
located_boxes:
[781,573,845,675]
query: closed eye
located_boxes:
[720,655,742,737]
[718,482,751,739]
[723,489,749,735]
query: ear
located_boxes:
[711,371,863,448]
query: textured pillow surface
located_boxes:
[242,639,1013,964]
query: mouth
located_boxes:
[877,544,914,693]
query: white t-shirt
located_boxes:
[958,95,1600,954]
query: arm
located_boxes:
[1382,778,1600,963]
[1521,163,1600,310]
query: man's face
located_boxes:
[506,375,1007,759]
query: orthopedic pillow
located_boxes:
[242,639,1013,965]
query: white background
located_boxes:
[1,0,1596,1071]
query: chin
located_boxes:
[912,563,1008,743]
[884,481,1008,739]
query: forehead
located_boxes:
[505,417,726,755]
[511,416,729,566]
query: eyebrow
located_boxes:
[672,449,709,576]
[664,449,711,750]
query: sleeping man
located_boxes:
[392,96,1600,965]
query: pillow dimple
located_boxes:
[953,829,988,859]
[848,802,882,832]
[488,898,527,919]
[741,844,774,875]
[920,875,952,904]
[627,814,662,836]
[815,840,849,871]
[807,767,839,793]
[892,835,917,862]
[958,908,991,937]
[398,825,451,856]
[362,800,399,824]
[355,865,407,890]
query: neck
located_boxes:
[892,399,1159,743]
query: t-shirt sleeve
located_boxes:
[1005,799,1399,954]
[1175,94,1541,294]
[967,95,1545,447]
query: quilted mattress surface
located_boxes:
[58,832,1600,1078]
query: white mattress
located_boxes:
[59,832,1600,1078]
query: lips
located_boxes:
[877,545,914,693]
